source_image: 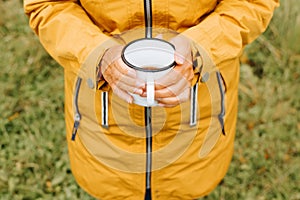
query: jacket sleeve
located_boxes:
[24,0,114,72]
[183,0,279,70]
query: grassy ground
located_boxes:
[0,0,299,199]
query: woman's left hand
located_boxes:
[153,35,194,107]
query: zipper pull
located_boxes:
[71,113,81,141]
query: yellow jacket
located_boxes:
[24,0,278,199]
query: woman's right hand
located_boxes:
[100,45,145,103]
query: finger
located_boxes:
[111,84,134,104]
[155,64,192,91]
[102,56,135,80]
[157,87,190,107]
[155,69,182,90]
[116,59,146,88]
[104,61,145,90]
[117,73,145,89]
[174,51,185,65]
[116,80,144,95]
[173,62,194,82]
[110,62,145,95]
[116,59,137,78]
[155,77,189,98]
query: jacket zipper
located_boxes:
[144,0,153,199]
[144,0,152,38]
[71,77,82,141]
[145,107,152,199]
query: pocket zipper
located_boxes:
[71,77,82,141]
[216,72,226,135]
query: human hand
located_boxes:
[100,45,145,103]
[153,35,194,107]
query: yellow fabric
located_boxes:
[24,0,279,199]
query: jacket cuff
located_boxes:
[187,39,218,86]
[191,42,203,86]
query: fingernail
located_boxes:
[127,97,133,104]
[134,89,143,95]
[176,55,184,64]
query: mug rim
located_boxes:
[121,38,176,72]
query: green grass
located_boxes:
[0,0,299,199]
